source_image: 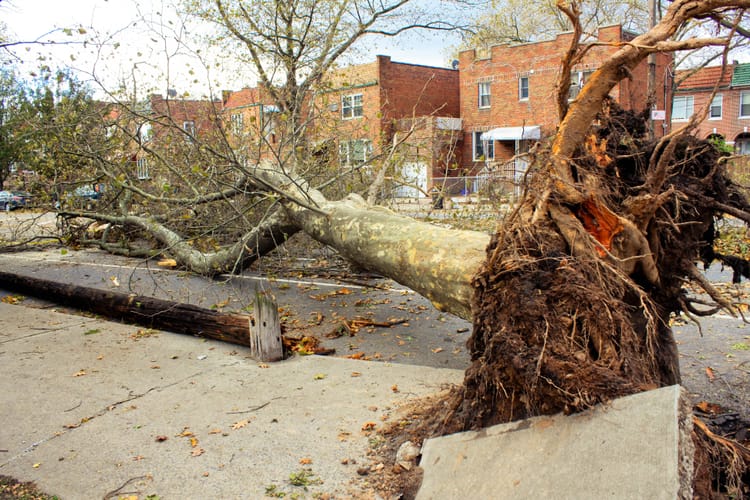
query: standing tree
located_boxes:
[0,68,26,190]
[460,0,649,47]
[18,69,109,202]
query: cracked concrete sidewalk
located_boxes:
[0,302,463,499]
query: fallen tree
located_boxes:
[26,0,750,494]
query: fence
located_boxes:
[431,160,528,200]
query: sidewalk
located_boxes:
[0,302,463,499]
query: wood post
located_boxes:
[0,271,283,362]
[249,292,283,362]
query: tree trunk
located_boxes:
[0,270,283,360]
[283,196,490,321]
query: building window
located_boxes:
[183,120,195,141]
[342,94,363,119]
[741,92,750,118]
[478,82,491,108]
[262,105,279,143]
[339,139,372,166]
[569,70,594,100]
[136,158,149,180]
[672,95,694,121]
[709,95,723,119]
[472,131,494,161]
[519,76,529,100]
[736,134,750,154]
[139,122,153,144]
[231,113,243,135]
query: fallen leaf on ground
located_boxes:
[283,335,335,355]
[191,448,204,457]
[73,369,86,377]
[208,429,222,434]
[431,347,444,354]
[695,401,723,415]
[158,258,177,267]
[361,422,377,431]
[391,384,399,393]
[212,297,231,309]
[351,371,362,377]
[155,435,168,442]
[705,367,716,381]
[232,419,249,430]
[299,457,312,465]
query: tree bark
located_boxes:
[0,270,282,360]
[283,196,490,321]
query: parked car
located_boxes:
[73,186,102,201]
[0,190,26,210]
[11,191,32,207]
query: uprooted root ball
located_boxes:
[441,220,670,431]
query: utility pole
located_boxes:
[647,0,657,139]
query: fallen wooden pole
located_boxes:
[0,271,283,361]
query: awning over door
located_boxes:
[481,125,541,141]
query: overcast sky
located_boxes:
[2,0,459,98]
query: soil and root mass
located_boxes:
[434,105,750,496]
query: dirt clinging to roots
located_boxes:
[408,106,750,497]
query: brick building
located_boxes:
[221,56,460,195]
[130,94,224,180]
[672,62,750,153]
[220,86,279,165]
[457,25,673,189]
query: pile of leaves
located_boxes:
[0,475,58,500]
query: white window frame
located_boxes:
[472,131,494,161]
[709,94,723,119]
[740,92,750,118]
[569,70,594,100]
[519,76,529,101]
[737,138,750,154]
[183,120,196,141]
[672,95,694,121]
[339,139,372,167]
[261,106,279,143]
[136,158,149,180]
[139,122,153,144]
[231,113,244,135]
[478,82,491,108]
[342,94,363,119]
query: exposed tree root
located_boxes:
[430,105,750,493]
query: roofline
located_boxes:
[458,24,627,56]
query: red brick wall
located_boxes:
[377,55,460,149]
[672,67,750,146]
[458,25,673,172]
[377,55,460,120]
[150,94,222,140]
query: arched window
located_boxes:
[735,133,750,155]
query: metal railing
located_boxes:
[431,161,529,199]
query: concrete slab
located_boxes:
[417,385,695,500]
[0,302,463,498]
